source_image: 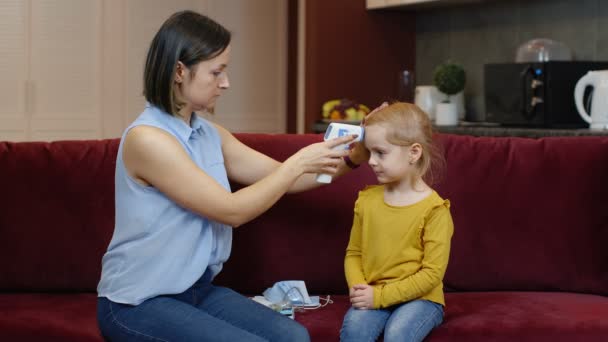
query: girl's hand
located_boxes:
[287,134,357,175]
[347,139,369,166]
[350,284,374,310]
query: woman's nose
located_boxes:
[219,74,230,89]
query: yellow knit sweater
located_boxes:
[344,185,454,309]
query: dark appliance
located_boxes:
[484,61,608,127]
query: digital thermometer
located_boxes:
[316,122,364,183]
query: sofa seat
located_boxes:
[0,293,101,342]
[432,292,608,341]
[281,291,608,341]
[2,291,606,341]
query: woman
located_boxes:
[96,10,365,342]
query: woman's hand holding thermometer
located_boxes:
[316,123,364,183]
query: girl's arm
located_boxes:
[122,125,353,228]
[344,198,368,288]
[372,204,454,309]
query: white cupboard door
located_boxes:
[366,0,386,9]
[0,0,28,141]
[29,0,102,141]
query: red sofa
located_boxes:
[1,133,608,341]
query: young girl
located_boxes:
[341,102,454,342]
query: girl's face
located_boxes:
[175,44,231,114]
[365,124,418,186]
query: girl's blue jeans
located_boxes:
[97,271,310,341]
[340,299,444,342]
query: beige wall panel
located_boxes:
[0,0,27,141]
[124,0,208,125]
[205,0,287,133]
[0,0,287,141]
[29,0,102,139]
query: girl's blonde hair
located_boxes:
[365,102,445,185]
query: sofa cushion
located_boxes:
[0,293,102,341]
[0,140,118,291]
[297,292,608,342]
[218,134,608,297]
[2,134,607,298]
[2,292,606,342]
[431,291,608,342]
[433,135,608,296]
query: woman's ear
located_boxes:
[175,61,186,83]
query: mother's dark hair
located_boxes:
[143,10,231,116]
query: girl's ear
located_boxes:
[409,143,423,164]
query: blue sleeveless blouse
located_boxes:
[97,105,232,305]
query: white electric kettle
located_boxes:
[574,70,608,129]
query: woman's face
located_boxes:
[175,44,231,114]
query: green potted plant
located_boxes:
[433,61,466,125]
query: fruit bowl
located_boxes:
[322,98,370,121]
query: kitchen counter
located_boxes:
[312,121,608,138]
[434,124,608,138]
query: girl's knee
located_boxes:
[384,301,443,342]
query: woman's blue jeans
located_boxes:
[97,272,310,341]
[340,299,444,342]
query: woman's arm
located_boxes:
[215,123,365,193]
[123,125,353,227]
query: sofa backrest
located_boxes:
[436,134,608,296]
[0,139,118,291]
[217,133,608,297]
[1,134,607,297]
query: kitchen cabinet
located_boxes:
[434,125,608,138]
[367,0,485,10]
[0,0,287,142]
[387,0,439,7]
[366,0,388,9]
[298,0,414,133]
[0,0,102,142]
